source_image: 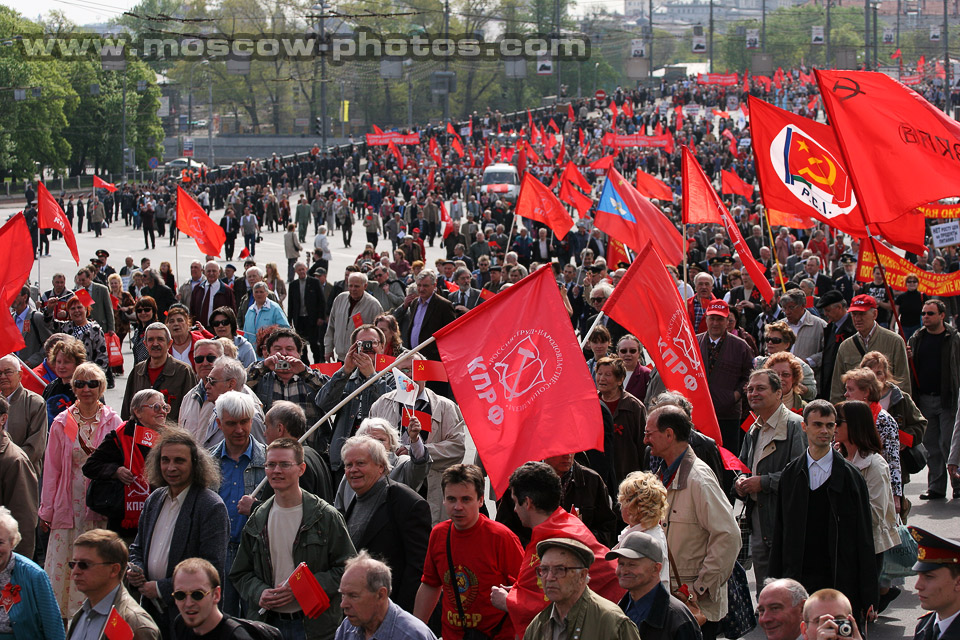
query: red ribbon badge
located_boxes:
[0,583,21,613]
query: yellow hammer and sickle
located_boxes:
[797,154,837,187]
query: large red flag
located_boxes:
[515,173,574,238]
[682,147,776,302]
[36,182,79,264]
[602,241,722,444]
[635,171,674,201]
[0,213,35,311]
[433,266,603,495]
[176,186,226,257]
[720,170,754,202]
[93,175,118,193]
[589,155,616,171]
[816,69,960,226]
[595,168,683,265]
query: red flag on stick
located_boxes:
[602,242,722,444]
[0,214,36,310]
[720,170,754,202]
[176,186,226,257]
[238,247,250,259]
[287,562,331,618]
[103,607,133,640]
[434,266,602,495]
[515,173,574,239]
[310,362,344,375]
[93,175,118,192]
[412,359,448,382]
[36,183,79,264]
[443,279,459,294]
[720,447,750,473]
[21,363,46,395]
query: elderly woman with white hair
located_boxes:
[334,417,430,511]
[0,506,64,640]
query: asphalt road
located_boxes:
[4,192,957,640]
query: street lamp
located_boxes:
[593,62,600,95]
[310,3,330,150]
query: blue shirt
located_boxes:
[334,601,436,640]
[410,295,433,345]
[219,438,254,542]
[620,586,658,628]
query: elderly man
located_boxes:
[246,328,326,428]
[74,266,115,333]
[446,266,484,315]
[339,436,431,612]
[366,264,405,312]
[13,286,51,367]
[643,405,741,640]
[256,401,334,502]
[192,261,236,329]
[200,357,265,449]
[794,256,832,296]
[687,272,717,334]
[606,531,701,640]
[287,261,327,366]
[177,261,205,313]
[816,291,855,401]
[369,353,465,524]
[324,272,384,362]
[178,339,225,440]
[121,322,197,420]
[336,551,436,640]
[830,294,911,402]
[66,529,160,640]
[757,578,808,640]
[0,396,38,556]
[523,537,640,640]
[0,354,47,473]
[735,369,807,591]
[779,289,826,375]
[394,269,456,362]
[210,391,266,618]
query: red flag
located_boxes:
[712,109,730,118]
[891,48,902,60]
[0,214,36,309]
[440,200,453,239]
[816,69,960,226]
[609,101,618,121]
[515,173,574,238]
[568,103,575,120]
[589,155,616,171]
[36,182,79,264]
[446,122,460,140]
[918,55,926,75]
[635,171,673,201]
[578,128,585,149]
[387,141,403,167]
[238,247,250,259]
[479,288,496,301]
[740,412,758,433]
[429,137,443,165]
[443,279,459,294]
[413,359,448,382]
[287,562,331,618]
[675,105,683,126]
[351,312,363,328]
[720,170,754,202]
[401,406,434,432]
[622,100,634,120]
[104,607,133,640]
[654,120,663,136]
[682,147,775,302]
[93,175,118,193]
[549,118,560,133]
[0,313,24,361]
[527,109,534,134]
[310,362,344,375]
[806,95,819,113]
[595,168,683,265]
[606,239,631,268]
[602,242,722,444]
[60,409,79,442]
[74,289,95,307]
[451,137,464,158]
[20,363,46,395]
[559,162,594,218]
[133,424,159,448]
[720,446,750,473]
[372,124,384,134]
[176,186,226,257]
[434,266,602,495]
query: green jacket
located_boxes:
[522,587,640,640]
[230,491,356,640]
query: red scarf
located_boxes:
[869,401,882,424]
[117,426,149,530]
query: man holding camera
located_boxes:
[246,328,327,430]
[800,589,864,640]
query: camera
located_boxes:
[836,618,853,638]
[358,340,375,354]
[275,360,291,371]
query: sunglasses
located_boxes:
[68,560,113,570]
[210,319,231,327]
[136,308,152,313]
[72,379,102,389]
[172,589,212,602]
[618,348,639,354]
[922,311,939,316]
[194,354,218,364]
[764,337,785,344]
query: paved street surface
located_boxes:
[3,190,957,640]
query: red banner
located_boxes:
[856,242,960,296]
[697,73,739,85]
[916,202,960,219]
[602,133,673,149]
[365,132,421,145]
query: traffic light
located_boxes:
[316,116,324,136]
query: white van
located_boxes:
[482,163,520,203]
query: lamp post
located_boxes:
[593,62,599,95]
[310,3,330,149]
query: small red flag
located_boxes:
[568,103,575,120]
[239,247,250,259]
[104,607,133,640]
[720,170,754,203]
[412,359,448,382]
[891,48,902,60]
[60,407,79,442]
[374,353,396,371]
[36,182,79,264]
[443,279,459,294]
[351,312,363,328]
[720,446,750,473]
[372,124,384,134]
[176,186,226,257]
[310,362,344,375]
[740,412,758,433]
[20,363,46,395]
[434,266,602,495]
[589,155,616,171]
[515,173,574,239]
[635,171,674,201]
[134,424,159,448]
[401,406,433,432]
[287,562,330,618]
[93,175,118,193]
[451,137,464,158]
[479,288,496,301]
[75,289,95,307]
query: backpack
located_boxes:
[222,616,283,640]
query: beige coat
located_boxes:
[851,451,899,554]
[664,446,741,622]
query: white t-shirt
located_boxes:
[268,502,304,613]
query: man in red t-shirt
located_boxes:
[414,464,523,640]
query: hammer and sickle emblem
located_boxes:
[832,77,864,101]
[797,154,837,186]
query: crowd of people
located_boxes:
[4,67,960,640]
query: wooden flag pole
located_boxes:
[762,207,788,293]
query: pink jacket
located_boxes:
[39,404,123,530]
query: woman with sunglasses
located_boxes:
[42,338,86,426]
[207,306,256,367]
[129,296,159,365]
[82,389,172,542]
[617,335,651,401]
[39,363,122,619]
[753,320,817,401]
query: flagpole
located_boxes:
[762,207,788,293]
[579,312,605,350]
[248,336,437,499]
[504,213,518,263]
[12,353,48,390]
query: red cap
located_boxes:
[850,294,878,311]
[705,299,730,317]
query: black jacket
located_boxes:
[619,583,703,640]
[818,314,856,401]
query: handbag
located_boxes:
[446,525,505,640]
[105,332,123,368]
[667,548,707,626]
[881,517,920,581]
[735,501,752,570]
[85,477,124,519]
[900,443,927,475]
[721,562,757,639]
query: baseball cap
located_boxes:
[705,299,730,317]
[849,294,877,312]
[604,532,663,563]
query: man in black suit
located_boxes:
[532,227,553,263]
[393,269,456,362]
[219,208,239,261]
[339,436,430,612]
[816,291,855,401]
[910,527,960,640]
[191,261,237,329]
[794,255,833,296]
[446,266,484,315]
[287,261,327,365]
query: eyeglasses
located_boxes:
[535,565,586,578]
[68,560,113,571]
[195,354,218,364]
[204,376,224,386]
[172,589,211,602]
[265,461,298,470]
[763,337,784,344]
[618,348,639,354]
[72,379,102,389]
[210,319,231,327]
[922,311,940,316]
[136,308,152,313]
[147,402,171,413]
[0,369,19,377]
